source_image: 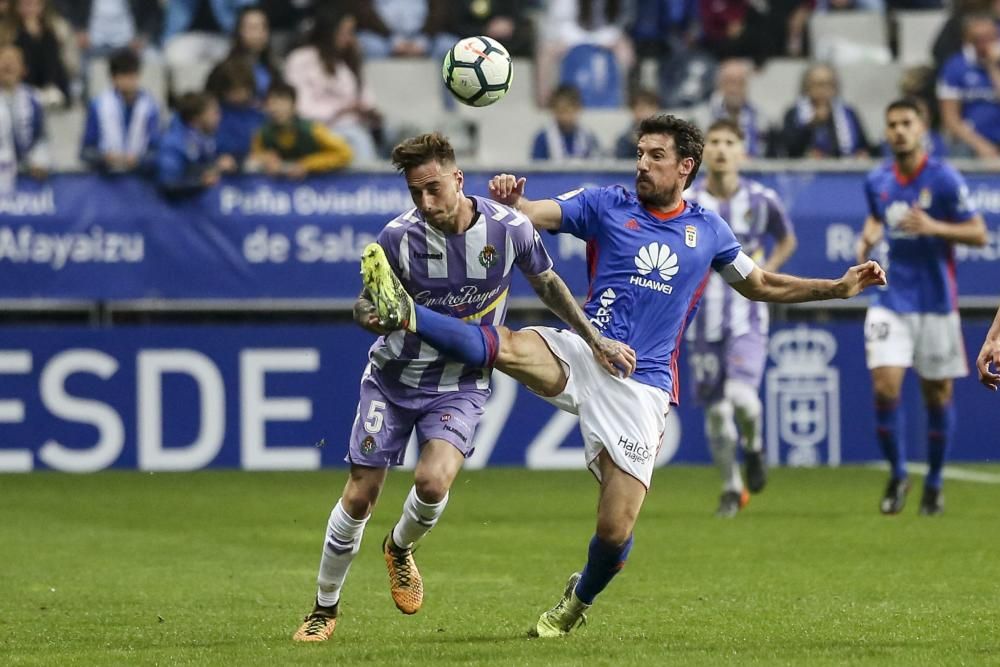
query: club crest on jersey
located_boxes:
[478,244,498,269]
[361,436,376,455]
[918,187,932,208]
[685,225,697,248]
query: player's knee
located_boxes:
[724,380,761,417]
[595,515,634,546]
[921,380,953,407]
[872,379,901,405]
[413,472,450,504]
[341,477,381,519]
[705,400,735,441]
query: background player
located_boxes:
[857,98,988,516]
[686,119,798,517]
[362,115,885,638]
[976,306,1000,390]
[293,133,625,642]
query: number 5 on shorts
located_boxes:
[364,400,386,433]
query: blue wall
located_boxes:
[0,321,994,472]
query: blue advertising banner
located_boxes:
[0,321,994,472]
[1,171,999,300]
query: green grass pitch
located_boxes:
[3,466,1000,666]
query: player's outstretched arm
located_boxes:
[731,261,887,304]
[856,216,884,263]
[976,306,1000,391]
[525,268,637,378]
[488,173,563,231]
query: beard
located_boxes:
[636,177,680,209]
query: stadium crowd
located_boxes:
[0,0,996,190]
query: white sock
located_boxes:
[705,400,743,493]
[315,499,369,608]
[391,485,449,550]
[726,380,763,453]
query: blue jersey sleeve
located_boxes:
[551,186,605,241]
[710,213,742,271]
[936,165,977,223]
[863,172,882,221]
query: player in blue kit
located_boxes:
[857,99,988,516]
[362,115,885,637]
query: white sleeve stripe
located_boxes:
[718,251,756,284]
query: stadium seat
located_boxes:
[896,10,948,66]
[838,62,904,140]
[367,58,445,128]
[558,44,623,108]
[168,60,215,97]
[810,12,891,65]
[88,56,169,110]
[747,58,811,127]
[46,107,85,170]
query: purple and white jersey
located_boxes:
[684,179,793,343]
[370,196,553,393]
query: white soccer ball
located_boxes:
[442,36,513,107]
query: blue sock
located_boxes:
[925,403,954,491]
[573,534,633,605]
[412,305,499,367]
[875,400,907,480]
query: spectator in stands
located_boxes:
[531,84,601,161]
[284,7,381,163]
[779,62,871,158]
[938,13,1000,158]
[932,0,994,71]
[614,88,659,158]
[535,0,636,105]
[355,0,450,59]
[813,0,885,10]
[206,56,265,165]
[699,0,814,62]
[706,58,763,157]
[630,0,704,107]
[53,0,162,58]
[257,0,314,56]
[161,0,256,72]
[248,81,353,178]
[11,0,76,107]
[435,0,534,57]
[157,91,235,194]
[227,6,278,102]
[0,43,49,180]
[80,48,160,173]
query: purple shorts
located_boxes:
[688,333,767,406]
[346,368,489,467]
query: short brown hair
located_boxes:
[706,118,745,141]
[637,114,704,189]
[176,92,215,124]
[390,132,456,172]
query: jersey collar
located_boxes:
[892,154,928,186]
[643,199,687,221]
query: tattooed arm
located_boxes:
[730,261,887,303]
[526,268,636,377]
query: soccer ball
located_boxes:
[442,36,513,107]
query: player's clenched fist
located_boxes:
[838,260,887,298]
[488,173,526,207]
[976,337,1000,391]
